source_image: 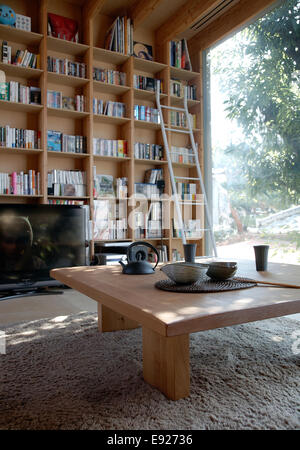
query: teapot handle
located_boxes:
[126,241,160,269]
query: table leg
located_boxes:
[98,303,140,332]
[142,327,190,400]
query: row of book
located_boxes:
[170,79,197,100]
[47,130,87,154]
[93,67,126,85]
[134,105,160,123]
[1,41,40,69]
[0,170,40,195]
[0,126,41,149]
[93,99,126,117]
[171,248,183,262]
[47,170,86,197]
[172,219,204,239]
[170,146,195,164]
[134,202,162,239]
[134,142,164,160]
[48,199,85,205]
[170,111,197,129]
[170,39,192,71]
[175,182,197,201]
[94,200,127,240]
[47,90,85,112]
[133,75,162,92]
[134,183,161,199]
[47,56,87,78]
[0,82,41,105]
[93,172,128,199]
[93,138,127,158]
[104,16,133,55]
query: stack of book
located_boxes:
[170,79,196,100]
[134,142,164,160]
[47,130,87,154]
[93,199,127,240]
[133,75,162,92]
[93,138,127,157]
[175,181,197,201]
[47,90,85,112]
[134,105,160,123]
[47,170,86,197]
[134,202,162,239]
[47,56,86,78]
[170,146,195,164]
[170,110,196,128]
[104,16,133,55]
[0,126,40,149]
[0,82,41,105]
[172,219,203,239]
[0,170,40,195]
[93,67,126,85]
[170,39,192,71]
[1,41,40,68]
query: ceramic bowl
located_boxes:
[160,262,209,285]
[206,261,237,281]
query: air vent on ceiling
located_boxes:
[190,0,237,31]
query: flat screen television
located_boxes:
[0,204,86,298]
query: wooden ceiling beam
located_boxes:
[83,0,106,21]
[188,0,277,53]
[129,0,165,29]
[155,0,221,45]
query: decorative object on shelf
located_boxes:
[133,41,153,61]
[160,262,208,284]
[119,241,159,275]
[206,261,237,281]
[15,13,31,31]
[0,5,16,27]
[48,13,79,43]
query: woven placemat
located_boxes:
[155,277,257,293]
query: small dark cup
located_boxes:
[184,243,197,263]
[253,245,269,271]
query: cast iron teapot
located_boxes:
[119,241,159,275]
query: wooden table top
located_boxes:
[51,260,300,337]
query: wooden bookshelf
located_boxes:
[0,0,205,261]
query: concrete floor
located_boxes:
[0,286,299,326]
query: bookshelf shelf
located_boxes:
[47,107,89,119]
[47,151,89,159]
[0,194,43,198]
[170,124,201,133]
[170,66,200,81]
[93,47,130,65]
[93,155,130,162]
[47,36,89,57]
[0,24,43,46]
[93,114,130,125]
[47,72,89,87]
[0,62,43,80]
[93,81,130,95]
[0,99,43,113]
[133,58,167,74]
[48,196,89,200]
[134,158,167,165]
[133,88,167,101]
[134,120,161,130]
[0,147,43,155]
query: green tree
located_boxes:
[212,0,300,207]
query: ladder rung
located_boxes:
[161,105,185,112]
[165,127,190,134]
[175,176,200,180]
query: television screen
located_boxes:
[0,204,86,291]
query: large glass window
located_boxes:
[206,0,299,263]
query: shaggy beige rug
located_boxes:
[0,312,299,430]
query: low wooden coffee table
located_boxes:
[51,260,300,400]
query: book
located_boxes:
[62,96,75,111]
[94,174,114,197]
[133,41,153,60]
[47,130,62,152]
